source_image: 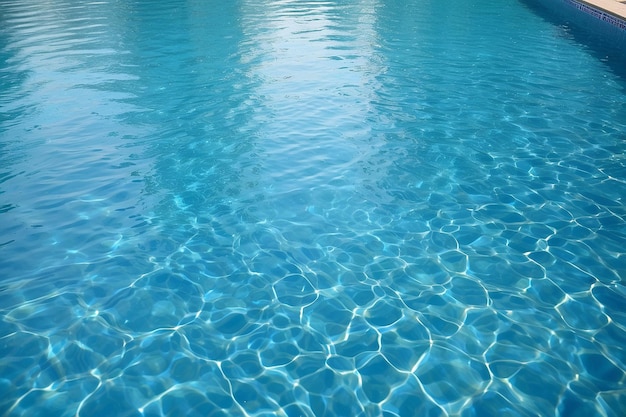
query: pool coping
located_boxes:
[569,0,626,30]
[581,0,626,19]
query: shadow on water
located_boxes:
[519,0,626,82]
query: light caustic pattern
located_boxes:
[1,0,626,416]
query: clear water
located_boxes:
[1,0,625,416]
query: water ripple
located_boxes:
[1,0,626,416]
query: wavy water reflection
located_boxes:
[1,1,625,416]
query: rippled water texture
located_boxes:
[1,0,626,416]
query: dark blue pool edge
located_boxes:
[523,0,626,55]
[571,0,626,31]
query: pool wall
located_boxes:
[521,0,626,77]
[567,0,626,31]
[524,0,626,46]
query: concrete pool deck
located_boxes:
[582,0,626,19]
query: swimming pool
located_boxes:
[1,0,625,415]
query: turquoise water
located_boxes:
[1,0,626,415]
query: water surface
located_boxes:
[1,0,626,416]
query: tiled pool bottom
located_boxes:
[1,0,626,416]
[6,177,626,417]
[4,186,626,417]
[4,154,626,417]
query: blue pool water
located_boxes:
[1,0,626,415]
